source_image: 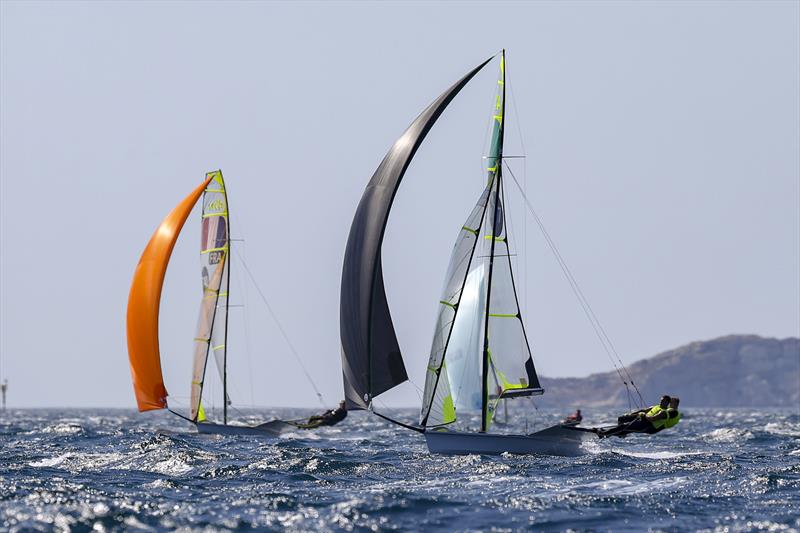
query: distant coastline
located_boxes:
[537,335,800,409]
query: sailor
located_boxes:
[562,409,583,425]
[653,396,681,433]
[305,400,348,428]
[596,395,671,438]
[614,395,670,424]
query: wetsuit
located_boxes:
[600,416,654,438]
[599,405,666,438]
[304,407,347,428]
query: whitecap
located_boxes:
[613,449,704,460]
[29,453,72,467]
[41,423,84,435]
[144,478,174,489]
[571,476,689,495]
[703,428,754,442]
[763,422,800,437]
[149,457,193,476]
[583,441,703,460]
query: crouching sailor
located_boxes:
[595,395,677,438]
[561,409,583,426]
[299,400,348,429]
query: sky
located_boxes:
[1,1,798,409]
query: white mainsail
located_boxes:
[421,54,541,433]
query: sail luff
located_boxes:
[127,176,213,412]
[481,176,502,432]
[481,51,506,433]
[340,57,493,410]
[220,172,230,426]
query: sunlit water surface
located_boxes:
[1,408,798,532]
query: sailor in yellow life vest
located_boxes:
[595,395,677,438]
[650,396,681,434]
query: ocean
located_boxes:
[1,407,798,532]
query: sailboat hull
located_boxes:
[195,420,293,437]
[424,424,594,456]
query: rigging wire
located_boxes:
[229,236,257,407]
[498,169,540,375]
[506,70,529,324]
[231,246,327,407]
[407,378,424,404]
[503,56,643,408]
[503,162,645,408]
[227,215,257,408]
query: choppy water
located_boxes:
[1,408,798,532]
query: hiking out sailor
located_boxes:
[649,396,681,434]
[596,395,671,438]
[305,400,347,428]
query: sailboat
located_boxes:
[340,52,596,456]
[126,170,293,436]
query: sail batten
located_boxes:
[127,176,213,412]
[340,57,493,410]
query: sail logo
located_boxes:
[206,199,226,213]
[209,250,225,265]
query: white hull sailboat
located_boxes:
[340,52,603,456]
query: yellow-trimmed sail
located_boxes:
[190,171,230,422]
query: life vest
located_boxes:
[646,405,668,429]
[645,405,662,417]
[664,409,681,429]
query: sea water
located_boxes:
[1,408,798,532]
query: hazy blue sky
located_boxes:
[1,1,798,409]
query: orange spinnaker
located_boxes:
[126,177,212,411]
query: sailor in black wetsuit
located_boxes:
[304,400,348,428]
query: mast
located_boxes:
[222,175,230,425]
[481,175,501,432]
[481,50,507,433]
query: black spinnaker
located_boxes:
[340,57,493,410]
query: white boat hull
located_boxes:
[195,420,293,437]
[424,424,595,456]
